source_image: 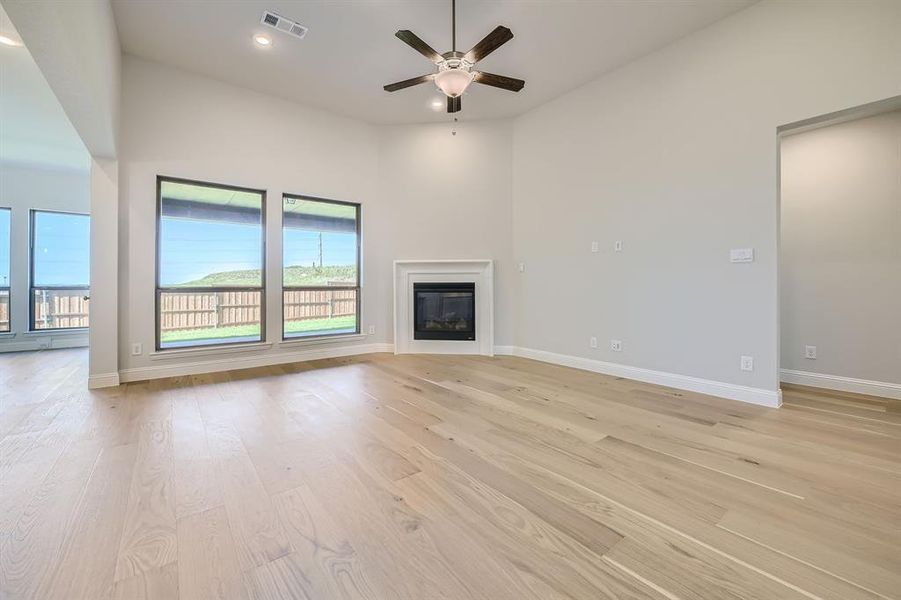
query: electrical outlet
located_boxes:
[590,241,599,253]
[589,336,598,349]
[614,240,623,252]
[740,355,754,371]
[610,339,623,352]
[518,262,525,273]
[131,342,142,356]
[804,345,817,359]
[368,325,376,335]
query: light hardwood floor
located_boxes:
[0,348,899,599]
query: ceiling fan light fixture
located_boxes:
[435,67,473,98]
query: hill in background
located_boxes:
[177,264,356,287]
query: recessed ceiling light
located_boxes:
[253,34,271,47]
[0,35,22,47]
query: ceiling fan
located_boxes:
[383,0,525,114]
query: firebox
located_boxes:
[413,282,475,341]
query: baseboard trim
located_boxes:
[113,339,783,406]
[88,372,121,389]
[119,342,394,383]
[0,334,89,353]
[781,369,901,400]
[509,346,782,408]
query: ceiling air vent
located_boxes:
[260,10,308,40]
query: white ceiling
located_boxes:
[0,4,89,170]
[112,0,755,125]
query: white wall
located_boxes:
[118,56,513,378]
[375,121,514,346]
[0,161,91,351]
[3,0,121,158]
[89,157,119,384]
[511,0,901,397]
[780,110,901,387]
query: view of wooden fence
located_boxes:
[159,289,355,333]
[32,290,90,329]
[160,291,261,332]
[22,288,356,334]
[284,289,356,323]
[0,293,9,332]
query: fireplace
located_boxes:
[394,260,492,355]
[413,282,475,341]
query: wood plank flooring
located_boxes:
[1,348,899,599]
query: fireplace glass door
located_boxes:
[413,282,475,341]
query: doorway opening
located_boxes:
[0,4,91,358]
[777,96,901,405]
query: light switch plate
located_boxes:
[614,240,623,252]
[590,241,599,253]
[730,248,754,263]
[589,336,598,349]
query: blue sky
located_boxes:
[0,210,358,288]
[33,212,90,286]
[159,217,356,285]
[284,229,356,269]
[160,218,261,285]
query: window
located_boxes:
[283,194,360,339]
[157,177,265,349]
[30,210,91,331]
[0,208,10,332]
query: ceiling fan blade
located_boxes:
[447,95,462,113]
[384,74,435,92]
[395,30,443,63]
[472,71,526,92]
[473,71,525,92]
[464,26,513,63]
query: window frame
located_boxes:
[0,207,10,333]
[155,175,268,352]
[281,193,361,341]
[29,209,91,332]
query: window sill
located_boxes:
[279,333,367,347]
[23,328,88,336]
[0,332,17,339]
[150,341,273,360]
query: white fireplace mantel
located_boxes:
[393,259,494,356]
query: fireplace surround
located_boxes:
[393,259,494,355]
